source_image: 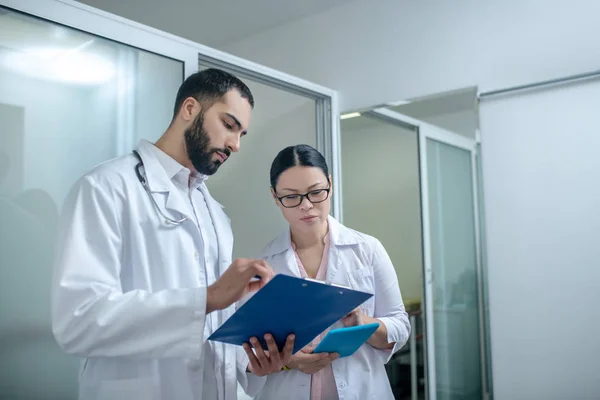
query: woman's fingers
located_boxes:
[250,337,269,368]
[243,342,260,373]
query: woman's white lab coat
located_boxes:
[51,140,262,400]
[248,216,411,399]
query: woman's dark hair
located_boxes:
[270,144,330,189]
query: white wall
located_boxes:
[223,0,600,112]
[479,80,600,399]
[340,116,422,302]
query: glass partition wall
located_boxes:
[340,109,490,400]
[0,1,339,399]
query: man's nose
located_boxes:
[226,134,241,153]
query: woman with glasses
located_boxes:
[248,144,411,400]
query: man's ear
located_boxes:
[179,97,199,122]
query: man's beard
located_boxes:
[184,111,230,176]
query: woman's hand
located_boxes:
[341,307,364,327]
[287,344,339,374]
[244,334,295,376]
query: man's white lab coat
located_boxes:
[51,140,263,400]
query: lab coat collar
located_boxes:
[134,139,208,193]
[134,140,202,223]
[134,140,174,193]
[262,215,364,258]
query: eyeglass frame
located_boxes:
[273,186,331,208]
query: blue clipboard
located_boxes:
[313,322,380,357]
[208,274,373,354]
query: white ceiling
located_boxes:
[74,0,351,48]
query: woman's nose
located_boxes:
[299,196,313,210]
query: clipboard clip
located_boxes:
[302,277,352,291]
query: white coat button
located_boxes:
[337,381,347,390]
[194,251,199,260]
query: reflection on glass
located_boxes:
[426,139,482,400]
[0,7,183,399]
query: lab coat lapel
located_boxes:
[326,241,342,284]
[284,248,301,278]
[163,188,191,222]
[199,185,233,264]
[134,140,191,221]
[262,230,302,277]
[325,216,364,286]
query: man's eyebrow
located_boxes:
[225,113,248,135]
[226,113,242,129]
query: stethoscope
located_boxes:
[132,150,188,225]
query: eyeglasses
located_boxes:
[275,187,331,208]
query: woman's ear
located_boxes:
[270,187,278,203]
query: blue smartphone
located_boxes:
[313,322,380,358]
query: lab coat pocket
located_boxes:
[348,266,373,290]
[351,268,375,315]
[98,378,156,400]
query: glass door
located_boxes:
[475,141,493,400]
[419,125,482,400]
[366,108,484,400]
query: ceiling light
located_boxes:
[0,43,116,85]
[340,112,361,120]
[387,100,411,106]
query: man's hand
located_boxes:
[341,307,364,327]
[206,258,274,313]
[286,344,339,375]
[244,334,295,376]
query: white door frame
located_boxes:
[0,0,342,220]
[364,107,486,400]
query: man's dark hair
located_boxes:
[172,68,254,119]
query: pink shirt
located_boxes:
[292,234,339,400]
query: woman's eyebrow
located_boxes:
[279,182,324,192]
